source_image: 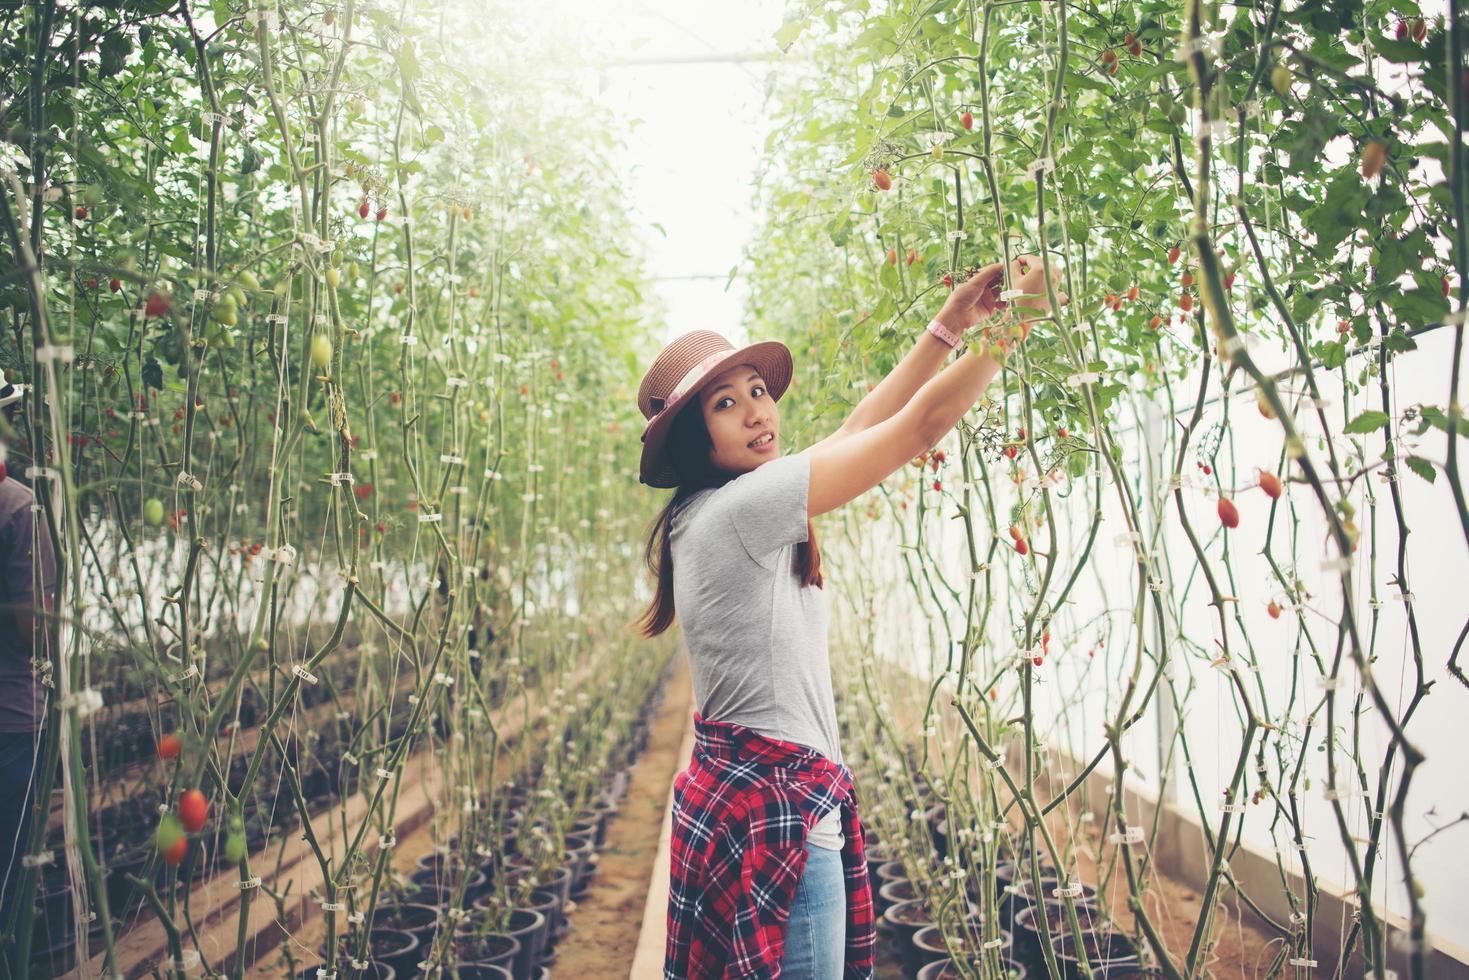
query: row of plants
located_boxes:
[746,0,1468,978]
[1,0,672,976]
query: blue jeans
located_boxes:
[780,842,845,979]
[0,730,43,979]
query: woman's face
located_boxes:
[698,363,780,475]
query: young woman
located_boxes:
[634,255,1064,979]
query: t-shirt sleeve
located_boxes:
[2,489,55,605]
[721,450,811,571]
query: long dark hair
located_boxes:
[633,400,823,639]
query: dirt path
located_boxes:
[554,648,693,977]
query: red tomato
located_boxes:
[179,789,209,833]
[157,733,182,760]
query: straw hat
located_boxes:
[636,330,793,488]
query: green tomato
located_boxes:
[310,334,333,371]
[155,813,184,851]
[144,498,165,526]
[212,296,237,327]
[223,831,247,863]
[346,261,360,280]
[1270,65,1292,97]
[238,270,262,291]
[325,267,341,290]
[228,284,247,308]
[1167,103,1187,126]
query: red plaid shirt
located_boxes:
[664,712,876,979]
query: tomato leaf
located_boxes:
[1343,410,1389,434]
[1404,456,1436,483]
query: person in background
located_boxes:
[0,380,56,974]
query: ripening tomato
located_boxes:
[359,199,370,219]
[161,836,188,867]
[1217,497,1240,529]
[157,733,182,760]
[109,277,122,293]
[886,248,897,266]
[872,169,892,191]
[1167,245,1181,264]
[960,110,973,130]
[144,292,170,318]
[376,205,389,221]
[179,789,209,833]
[906,248,917,267]
[1015,538,1029,555]
[1267,601,1282,620]
[1259,472,1282,499]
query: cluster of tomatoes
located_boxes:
[154,735,242,866]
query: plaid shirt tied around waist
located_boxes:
[664,712,876,979]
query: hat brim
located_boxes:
[638,341,793,488]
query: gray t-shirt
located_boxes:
[670,448,845,850]
[0,477,55,733]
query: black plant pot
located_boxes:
[877,877,916,915]
[460,907,545,980]
[366,927,421,975]
[297,964,395,980]
[883,899,936,979]
[376,902,441,949]
[1054,930,1141,979]
[916,956,1028,979]
[517,888,559,954]
[912,924,1014,974]
[448,965,513,980]
[1014,900,1104,968]
[453,930,520,972]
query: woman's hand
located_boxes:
[934,260,1008,333]
[976,255,1068,356]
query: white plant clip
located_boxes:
[236,876,262,889]
[446,377,469,389]
[983,938,1004,950]
[1051,880,1085,899]
[418,511,442,523]
[21,850,54,868]
[1108,826,1145,845]
[177,471,203,491]
[400,334,419,345]
[1220,802,1245,813]
[327,472,355,486]
[292,664,319,685]
[35,343,75,364]
[433,672,454,687]
[1067,371,1101,387]
[175,663,200,683]
[375,767,394,779]
[378,834,396,850]
[439,454,463,465]
[320,900,344,912]
[1026,157,1056,177]
[1288,959,1319,968]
